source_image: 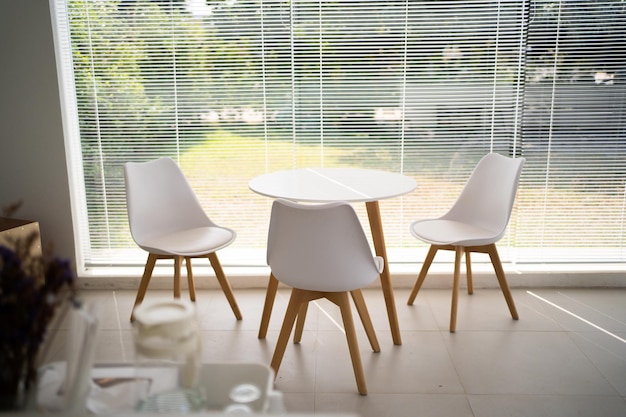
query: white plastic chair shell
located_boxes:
[267,199,384,292]
[125,157,235,256]
[410,152,525,247]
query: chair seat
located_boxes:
[138,226,235,256]
[410,219,498,247]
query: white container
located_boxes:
[132,299,204,413]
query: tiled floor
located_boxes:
[45,287,626,417]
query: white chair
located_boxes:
[267,199,383,395]
[407,153,525,332]
[124,157,242,322]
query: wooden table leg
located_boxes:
[258,273,279,339]
[365,201,402,345]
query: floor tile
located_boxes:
[444,331,618,395]
[468,394,626,417]
[315,393,474,417]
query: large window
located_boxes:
[51,0,626,274]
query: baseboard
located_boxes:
[77,263,626,290]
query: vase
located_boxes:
[0,363,36,411]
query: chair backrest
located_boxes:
[267,199,383,293]
[443,153,525,241]
[124,157,215,245]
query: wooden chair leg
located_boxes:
[271,289,309,376]
[208,252,242,320]
[408,245,438,305]
[465,249,473,294]
[350,289,380,353]
[173,256,183,298]
[449,246,463,333]
[293,302,309,344]
[487,244,519,320]
[131,253,158,321]
[258,274,279,339]
[328,292,368,395]
[185,257,196,301]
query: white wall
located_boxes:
[0,0,76,266]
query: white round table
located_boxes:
[250,167,417,345]
[249,167,416,203]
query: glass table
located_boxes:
[249,167,417,345]
[36,361,280,414]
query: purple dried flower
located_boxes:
[0,232,78,408]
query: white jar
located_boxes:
[132,299,204,413]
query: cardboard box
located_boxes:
[0,217,42,258]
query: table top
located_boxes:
[249,167,416,203]
[37,361,277,415]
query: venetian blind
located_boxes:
[519,0,626,262]
[51,0,626,273]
